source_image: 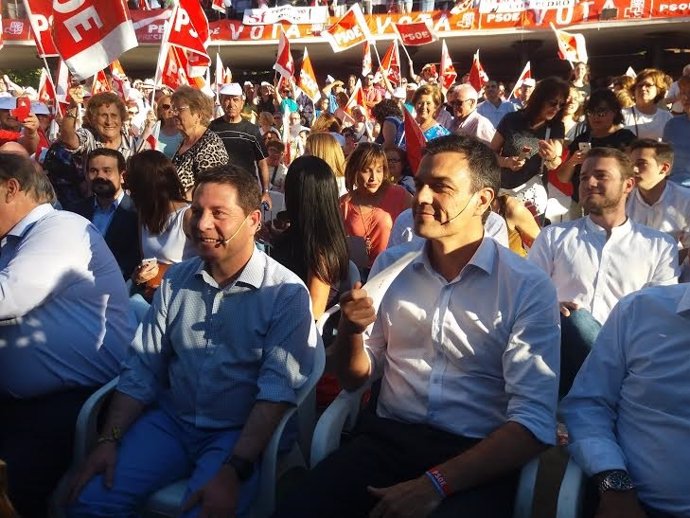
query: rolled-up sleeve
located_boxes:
[561,299,629,476]
[503,275,560,445]
[256,284,316,405]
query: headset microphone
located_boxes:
[440,194,476,226]
[216,216,249,245]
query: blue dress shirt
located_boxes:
[0,204,134,398]
[117,249,317,429]
[91,190,125,237]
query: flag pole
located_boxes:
[398,39,416,79]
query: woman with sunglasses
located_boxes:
[622,68,673,140]
[557,89,636,206]
[490,77,569,216]
[155,94,183,159]
[340,143,412,271]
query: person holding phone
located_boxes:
[0,96,40,155]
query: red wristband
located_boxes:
[425,467,452,498]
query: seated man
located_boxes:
[67,165,317,518]
[72,148,140,279]
[561,282,690,518]
[528,147,678,396]
[273,135,560,518]
[0,153,133,518]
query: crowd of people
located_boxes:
[1,57,690,518]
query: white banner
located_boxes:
[478,0,574,13]
[242,6,329,26]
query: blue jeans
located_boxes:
[560,309,601,398]
[67,407,259,518]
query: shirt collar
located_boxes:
[413,236,495,282]
[634,183,669,208]
[7,203,53,238]
[93,190,125,212]
[584,215,632,236]
[195,247,266,291]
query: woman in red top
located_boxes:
[339,143,412,271]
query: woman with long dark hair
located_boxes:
[490,76,569,216]
[125,150,194,298]
[271,155,349,320]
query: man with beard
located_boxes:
[528,147,678,396]
[72,148,139,279]
[209,83,271,208]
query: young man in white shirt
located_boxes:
[528,147,678,396]
[561,282,690,518]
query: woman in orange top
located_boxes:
[339,143,412,271]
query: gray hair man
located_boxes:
[449,84,496,145]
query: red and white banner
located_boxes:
[468,49,489,92]
[167,0,211,75]
[51,0,138,81]
[346,78,366,114]
[322,3,371,53]
[21,0,58,57]
[91,69,111,95]
[362,40,373,77]
[37,67,60,114]
[298,47,320,102]
[378,40,401,89]
[508,61,531,100]
[215,52,224,92]
[161,45,191,90]
[394,20,437,47]
[439,39,457,92]
[110,58,129,98]
[273,30,295,79]
[403,108,426,174]
[56,59,68,104]
[243,5,329,26]
[550,23,588,64]
[211,0,226,13]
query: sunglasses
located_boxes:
[586,108,612,117]
[546,99,565,108]
[160,104,171,110]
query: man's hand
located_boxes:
[595,490,647,518]
[559,301,580,317]
[339,282,377,335]
[182,465,239,518]
[21,113,39,135]
[66,442,118,503]
[367,476,443,518]
[504,156,527,171]
[261,191,273,210]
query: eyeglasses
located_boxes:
[636,82,656,89]
[451,99,472,107]
[171,106,190,115]
[546,99,565,108]
[586,108,612,117]
[386,157,402,163]
[160,104,171,110]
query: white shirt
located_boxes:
[527,216,678,324]
[365,238,560,444]
[0,205,133,398]
[622,106,673,140]
[387,208,509,250]
[561,284,690,516]
[627,181,690,245]
[452,110,496,145]
[476,99,516,128]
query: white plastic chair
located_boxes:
[262,190,286,223]
[52,335,325,518]
[555,457,586,518]
[347,260,361,289]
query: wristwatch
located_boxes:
[597,470,634,494]
[96,425,123,445]
[223,454,254,482]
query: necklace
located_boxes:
[357,204,376,256]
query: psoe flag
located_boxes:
[22,0,58,57]
[394,21,437,47]
[322,3,371,53]
[51,0,138,81]
[298,48,320,103]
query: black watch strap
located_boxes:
[597,470,634,495]
[223,454,254,482]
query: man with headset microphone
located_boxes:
[273,135,560,518]
[67,165,318,518]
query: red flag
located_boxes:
[362,40,372,78]
[298,47,320,102]
[38,68,60,114]
[345,78,366,114]
[273,30,295,80]
[224,67,232,83]
[508,61,531,100]
[394,21,437,47]
[403,108,426,174]
[110,59,128,98]
[211,0,226,13]
[56,59,69,105]
[439,40,457,92]
[91,70,112,95]
[167,0,211,76]
[322,3,371,53]
[468,49,489,92]
[51,0,138,81]
[161,46,191,90]
[378,40,401,89]
[22,0,58,57]
[138,0,150,10]
[550,23,588,64]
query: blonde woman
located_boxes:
[305,132,348,195]
[622,68,673,140]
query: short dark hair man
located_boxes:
[274,135,560,518]
[72,148,140,278]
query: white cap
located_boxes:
[0,96,17,110]
[260,81,272,87]
[219,83,243,96]
[325,75,335,84]
[31,102,51,115]
[406,82,418,89]
[142,78,156,89]
[521,78,536,87]
[243,81,253,86]
[392,87,406,99]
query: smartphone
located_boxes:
[10,96,31,121]
[578,142,592,152]
[141,257,158,268]
[519,146,532,160]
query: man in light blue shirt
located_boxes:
[67,165,318,518]
[561,283,690,518]
[0,153,133,518]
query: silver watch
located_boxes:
[597,470,634,494]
